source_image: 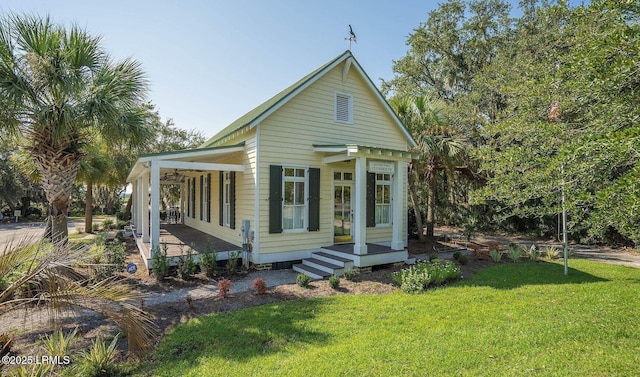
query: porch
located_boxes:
[134,223,242,269]
[293,243,408,279]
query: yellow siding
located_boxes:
[182,130,257,247]
[256,60,409,254]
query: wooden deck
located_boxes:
[323,243,404,255]
[135,224,241,267]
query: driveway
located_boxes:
[0,219,87,251]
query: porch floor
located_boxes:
[136,224,240,260]
[323,243,405,255]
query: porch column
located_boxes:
[353,156,368,255]
[391,161,405,250]
[131,180,138,230]
[150,161,160,253]
[141,173,150,243]
[180,180,185,224]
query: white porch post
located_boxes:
[353,156,368,255]
[141,173,150,243]
[136,176,144,233]
[131,180,138,230]
[391,161,405,250]
[180,180,185,224]
[150,161,160,253]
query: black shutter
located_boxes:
[308,168,320,231]
[207,173,211,223]
[367,172,376,227]
[191,177,196,218]
[229,171,236,229]
[200,175,203,220]
[269,165,283,233]
[219,171,224,226]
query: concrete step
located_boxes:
[303,258,345,275]
[312,251,354,269]
[293,264,331,280]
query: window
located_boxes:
[200,174,211,222]
[283,167,306,230]
[375,173,391,225]
[335,92,353,123]
[223,172,231,227]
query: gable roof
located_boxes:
[201,50,417,148]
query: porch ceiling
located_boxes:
[127,142,245,182]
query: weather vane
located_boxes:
[345,25,357,50]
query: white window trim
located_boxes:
[223,172,231,227]
[282,166,309,233]
[375,173,392,227]
[334,91,353,124]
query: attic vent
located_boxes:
[335,92,353,124]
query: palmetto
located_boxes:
[0,14,151,242]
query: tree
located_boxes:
[472,0,640,245]
[391,95,467,238]
[0,14,152,242]
[0,237,157,357]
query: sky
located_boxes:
[1,0,536,140]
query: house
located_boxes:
[126,50,417,278]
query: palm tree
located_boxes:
[0,14,152,243]
[0,236,157,357]
[390,95,466,238]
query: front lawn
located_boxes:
[147,260,640,376]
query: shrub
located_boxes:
[343,268,359,281]
[115,219,127,229]
[92,223,101,232]
[527,244,540,262]
[218,278,232,298]
[452,251,469,265]
[296,273,311,288]
[40,328,78,359]
[250,277,267,295]
[90,240,126,281]
[328,274,340,289]
[489,248,502,263]
[428,253,438,262]
[544,247,561,260]
[392,260,461,293]
[226,250,239,276]
[76,335,121,377]
[152,243,170,281]
[177,245,197,280]
[101,218,114,230]
[114,230,124,242]
[199,240,218,278]
[507,244,522,263]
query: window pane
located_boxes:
[285,168,294,177]
[334,172,342,180]
[284,181,294,204]
[283,206,294,229]
[295,182,304,205]
[294,206,304,228]
[295,168,305,177]
[343,172,353,181]
[383,185,390,203]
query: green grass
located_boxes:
[145,260,640,376]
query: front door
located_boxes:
[333,171,353,243]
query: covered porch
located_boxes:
[127,143,246,269]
